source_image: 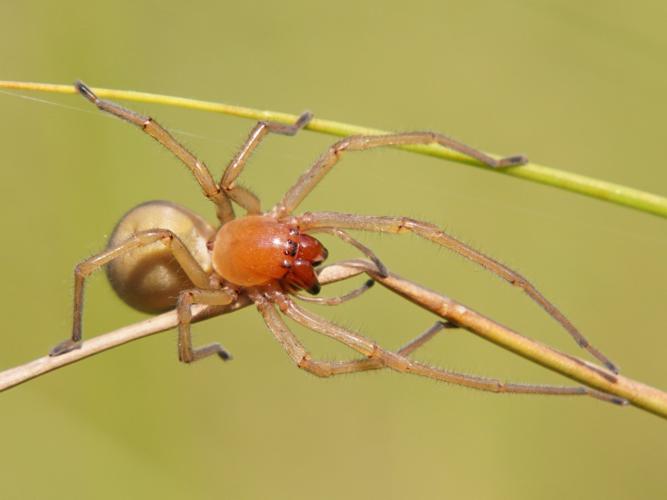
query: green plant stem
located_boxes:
[1,80,666,218]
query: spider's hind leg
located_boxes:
[50,229,213,357]
[177,288,237,363]
[282,299,623,404]
[219,111,313,215]
[255,293,454,377]
[75,81,234,223]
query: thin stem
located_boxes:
[1,261,666,420]
[1,80,666,218]
[0,299,249,392]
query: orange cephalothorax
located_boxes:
[211,215,327,294]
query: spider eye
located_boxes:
[284,239,298,257]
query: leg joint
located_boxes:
[177,289,195,307]
[74,262,90,278]
[205,188,225,203]
[297,355,332,378]
[395,217,416,233]
[368,343,381,359]
[331,139,351,156]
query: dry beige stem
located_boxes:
[1,260,665,420]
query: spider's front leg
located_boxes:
[274,131,527,217]
[298,211,618,373]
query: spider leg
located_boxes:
[220,112,312,214]
[283,298,623,404]
[309,227,388,277]
[294,278,376,305]
[397,321,459,356]
[50,229,214,357]
[75,81,234,223]
[255,296,381,376]
[299,212,618,373]
[254,294,456,377]
[274,132,527,216]
[177,289,236,363]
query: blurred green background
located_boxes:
[1,1,666,498]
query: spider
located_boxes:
[49,81,617,398]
